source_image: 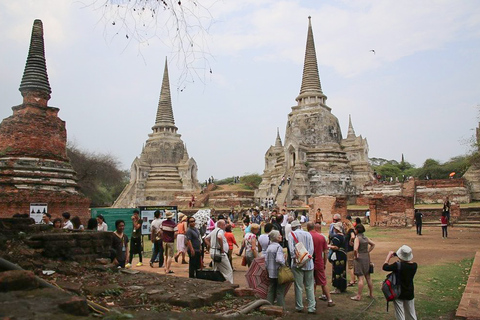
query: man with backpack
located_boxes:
[382,245,418,320]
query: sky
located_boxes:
[1,0,480,182]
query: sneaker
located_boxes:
[136,262,143,267]
[125,263,131,269]
[319,295,328,301]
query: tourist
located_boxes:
[62,212,73,230]
[236,217,250,256]
[315,208,323,224]
[174,213,188,264]
[243,223,260,267]
[443,196,451,222]
[205,219,233,283]
[112,220,129,268]
[329,222,347,294]
[160,211,178,274]
[127,209,143,268]
[71,216,84,230]
[186,216,201,278]
[41,213,53,225]
[265,230,286,308]
[329,213,342,239]
[53,218,62,229]
[307,222,335,307]
[351,224,375,301]
[288,220,316,314]
[414,209,423,235]
[344,217,357,287]
[87,218,98,230]
[383,245,418,320]
[441,211,448,239]
[258,223,273,255]
[149,210,164,268]
[223,224,237,268]
[251,209,263,236]
[284,216,294,266]
[365,210,371,224]
[96,215,108,231]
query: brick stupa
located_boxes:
[0,20,90,218]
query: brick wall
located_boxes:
[369,196,415,227]
[415,179,469,204]
[308,196,347,223]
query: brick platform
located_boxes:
[457,251,480,319]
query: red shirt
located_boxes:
[309,231,328,268]
[161,219,177,243]
[441,216,448,226]
[224,232,237,250]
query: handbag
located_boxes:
[278,265,294,285]
[369,262,374,274]
[212,229,222,263]
[291,232,312,267]
[241,255,247,266]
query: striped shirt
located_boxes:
[265,242,285,279]
[160,219,178,243]
[288,229,314,270]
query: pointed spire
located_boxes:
[347,114,356,138]
[19,19,52,100]
[183,143,189,161]
[296,17,327,108]
[275,128,283,147]
[401,153,405,163]
[153,58,177,132]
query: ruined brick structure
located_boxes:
[113,59,200,207]
[0,20,90,220]
[255,17,373,205]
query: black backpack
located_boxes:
[381,261,402,311]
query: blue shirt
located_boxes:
[265,242,285,278]
[288,229,314,270]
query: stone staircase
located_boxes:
[145,166,183,190]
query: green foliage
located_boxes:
[215,177,235,185]
[240,173,262,190]
[415,156,470,179]
[371,157,415,180]
[67,142,129,207]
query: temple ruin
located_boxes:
[113,59,200,208]
[0,20,90,219]
[255,17,373,205]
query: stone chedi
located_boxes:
[113,59,200,207]
[255,17,373,204]
[0,20,90,218]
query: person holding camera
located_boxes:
[383,245,418,320]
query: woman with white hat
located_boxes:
[382,245,418,320]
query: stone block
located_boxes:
[56,280,82,294]
[259,305,284,316]
[0,270,39,291]
[58,296,90,316]
[233,287,255,297]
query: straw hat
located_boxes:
[165,211,173,219]
[396,245,413,262]
[291,220,301,228]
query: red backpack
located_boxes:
[381,261,402,311]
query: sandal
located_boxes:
[319,295,328,301]
[330,290,341,294]
[350,296,361,301]
[347,282,355,287]
[168,270,174,274]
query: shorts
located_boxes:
[163,242,174,257]
[314,266,327,286]
[347,251,354,270]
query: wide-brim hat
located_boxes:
[178,212,186,221]
[396,245,413,261]
[291,220,301,228]
[165,211,173,219]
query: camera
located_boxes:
[393,252,397,257]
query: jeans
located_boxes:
[267,278,286,307]
[150,240,164,267]
[292,268,316,312]
[188,251,201,278]
[415,223,422,235]
[442,226,448,238]
[393,298,417,320]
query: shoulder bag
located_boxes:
[212,229,222,263]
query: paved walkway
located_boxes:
[457,251,480,320]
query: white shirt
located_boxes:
[281,214,288,227]
[284,223,292,241]
[63,220,73,230]
[206,227,229,253]
[258,233,270,254]
[97,222,108,231]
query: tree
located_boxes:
[67,143,128,207]
[91,0,214,87]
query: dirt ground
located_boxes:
[130,225,480,318]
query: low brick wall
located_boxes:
[415,179,470,204]
[308,196,347,223]
[26,230,112,262]
[369,196,415,227]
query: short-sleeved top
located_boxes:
[244,233,257,253]
[63,220,73,230]
[382,261,418,300]
[265,242,285,279]
[309,231,327,268]
[414,211,423,224]
[224,232,237,250]
[288,229,314,270]
[186,227,201,251]
[258,233,270,254]
[345,228,355,252]
[97,222,108,232]
[112,232,129,262]
[132,219,142,238]
[160,219,177,243]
